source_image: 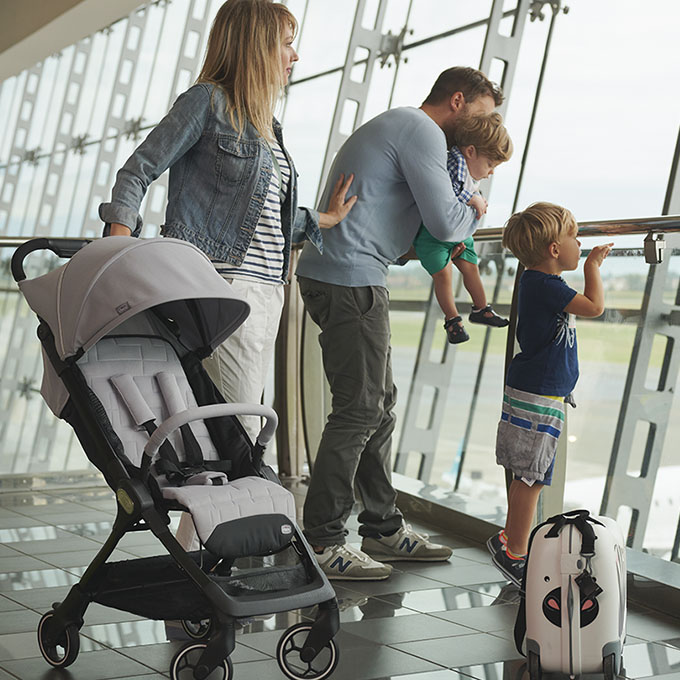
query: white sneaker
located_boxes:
[314,543,392,580]
[362,523,453,562]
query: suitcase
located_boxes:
[514,510,627,679]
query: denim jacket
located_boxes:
[99,83,321,280]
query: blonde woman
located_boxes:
[100,0,355,443]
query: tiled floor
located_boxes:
[0,484,678,679]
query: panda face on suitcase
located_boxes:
[542,587,599,627]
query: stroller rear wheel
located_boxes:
[170,642,233,680]
[181,617,213,640]
[37,611,80,668]
[277,622,339,680]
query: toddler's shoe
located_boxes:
[362,523,452,562]
[468,305,509,327]
[444,316,470,344]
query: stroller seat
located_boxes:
[80,333,296,557]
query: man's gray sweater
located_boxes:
[296,106,478,288]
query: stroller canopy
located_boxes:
[19,237,250,415]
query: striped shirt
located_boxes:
[213,139,290,284]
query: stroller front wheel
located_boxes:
[277,622,339,680]
[37,611,80,668]
[170,642,232,680]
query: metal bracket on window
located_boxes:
[70,135,89,155]
[530,0,569,21]
[644,232,666,264]
[18,377,37,399]
[23,148,42,165]
[124,117,145,141]
[378,25,412,68]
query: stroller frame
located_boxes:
[14,238,340,680]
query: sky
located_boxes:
[281,0,680,246]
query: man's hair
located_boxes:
[502,202,577,268]
[423,66,503,107]
[453,112,513,163]
[198,0,296,140]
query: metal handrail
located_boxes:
[2,215,679,253]
[472,214,680,243]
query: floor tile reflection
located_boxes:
[0,484,676,680]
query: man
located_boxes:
[296,67,503,580]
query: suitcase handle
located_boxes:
[544,509,603,556]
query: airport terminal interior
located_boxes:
[0,1,679,679]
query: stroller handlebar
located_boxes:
[12,238,92,282]
[143,403,279,460]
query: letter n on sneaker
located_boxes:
[314,544,392,581]
[329,555,352,574]
[361,523,452,562]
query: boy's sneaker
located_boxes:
[361,523,453,562]
[314,544,392,580]
[486,530,505,556]
[468,305,509,328]
[492,546,525,587]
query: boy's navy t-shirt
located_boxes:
[506,269,579,396]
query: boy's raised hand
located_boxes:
[585,242,614,267]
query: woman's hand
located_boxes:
[108,223,132,236]
[318,173,357,228]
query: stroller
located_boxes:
[13,236,340,680]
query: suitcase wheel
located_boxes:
[528,651,542,680]
[603,652,617,680]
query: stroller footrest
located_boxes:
[209,564,335,618]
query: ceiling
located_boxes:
[0,0,144,82]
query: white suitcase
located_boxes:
[514,510,627,679]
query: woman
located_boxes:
[100,0,355,442]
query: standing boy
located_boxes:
[488,202,613,586]
[414,111,513,344]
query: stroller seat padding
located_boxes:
[162,475,296,550]
[79,336,219,468]
[80,331,299,559]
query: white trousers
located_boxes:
[176,278,285,551]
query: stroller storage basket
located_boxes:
[92,552,315,622]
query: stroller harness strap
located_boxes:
[109,370,229,486]
[109,373,183,469]
[156,372,204,467]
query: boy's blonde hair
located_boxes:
[453,112,513,163]
[502,202,577,268]
[198,0,296,140]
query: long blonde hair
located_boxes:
[198,0,296,140]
